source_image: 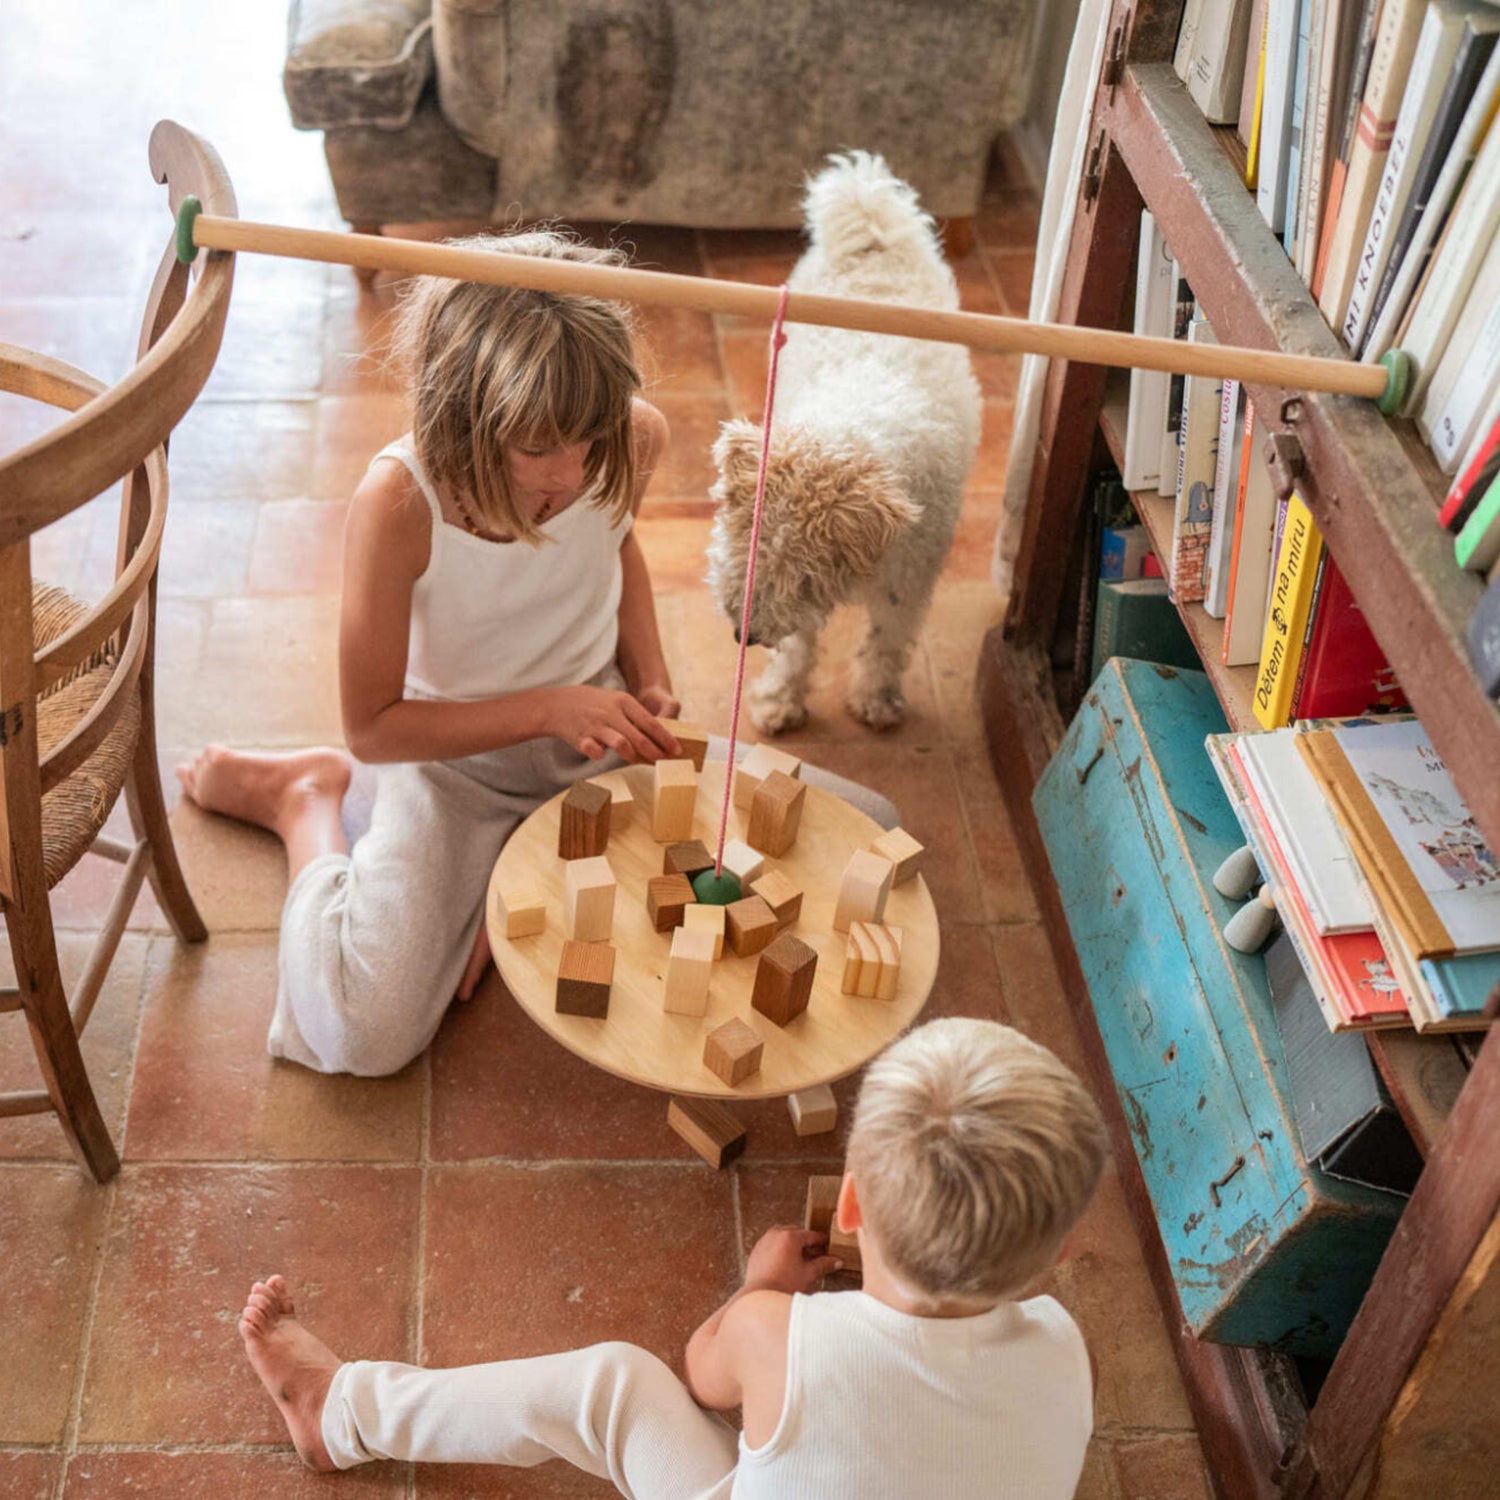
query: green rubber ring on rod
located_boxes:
[1377,348,1411,417]
[174,196,203,264]
[691,870,742,906]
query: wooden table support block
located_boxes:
[748,770,806,856]
[703,1016,764,1085]
[652,759,698,843]
[832,850,894,932]
[658,719,709,771]
[733,742,802,809]
[841,922,903,1000]
[646,872,695,932]
[665,926,717,1015]
[805,1174,842,1236]
[788,1082,837,1135]
[682,901,726,958]
[663,839,715,880]
[829,1218,862,1273]
[720,838,765,889]
[668,1095,746,1168]
[728,895,780,959]
[559,780,611,859]
[752,932,817,1025]
[870,826,924,885]
[556,940,615,1017]
[565,855,615,942]
[751,868,802,928]
[497,884,546,939]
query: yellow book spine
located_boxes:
[1253,493,1324,729]
[1246,7,1270,190]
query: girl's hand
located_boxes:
[635,683,681,722]
[551,686,681,763]
[744,1227,844,1295]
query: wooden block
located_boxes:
[804,1174,842,1236]
[751,932,817,1024]
[607,783,634,834]
[727,895,780,959]
[556,940,614,1017]
[665,926,716,1015]
[683,901,726,959]
[832,849,894,932]
[750,868,802,928]
[558,779,611,859]
[652,759,698,842]
[829,1218,862,1273]
[732,742,802,809]
[747,770,806,856]
[703,1016,763,1085]
[870,826,924,885]
[720,838,764,888]
[841,921,903,999]
[564,855,615,942]
[497,885,545,939]
[872,923,903,1001]
[658,718,708,771]
[662,839,714,880]
[787,1082,837,1135]
[667,1095,746,1168]
[646,873,695,932]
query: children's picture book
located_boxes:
[1170,318,1222,603]
[1125,212,1176,491]
[1159,264,1196,497]
[1290,551,1407,717]
[1204,378,1244,617]
[1222,407,1280,665]
[1254,492,1324,727]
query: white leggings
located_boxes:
[323,1343,740,1499]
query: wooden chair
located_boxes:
[0,122,237,1180]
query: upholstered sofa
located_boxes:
[283,0,1040,234]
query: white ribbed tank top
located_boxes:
[732,1291,1093,1500]
[374,441,628,701]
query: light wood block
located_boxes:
[788,1082,837,1135]
[733,742,802,809]
[720,838,765,888]
[665,926,716,1015]
[556,940,614,1017]
[752,932,817,1025]
[703,1016,763,1085]
[829,1217,862,1273]
[564,855,615,942]
[497,885,546,939]
[559,779,611,859]
[727,895,780,959]
[663,839,714,880]
[646,873,695,932]
[832,850,894,932]
[870,826,924,885]
[841,921,903,1000]
[804,1174,842,1237]
[667,1095,746,1168]
[747,770,806,856]
[608,783,635,834]
[652,759,698,843]
[682,901,725,959]
[658,718,708,771]
[751,868,802,928]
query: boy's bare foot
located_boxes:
[239,1275,341,1472]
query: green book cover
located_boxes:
[1091,578,1201,683]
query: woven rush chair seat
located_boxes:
[16,581,143,900]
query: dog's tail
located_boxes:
[802,151,938,262]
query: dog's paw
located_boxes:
[847,684,907,731]
[748,692,809,737]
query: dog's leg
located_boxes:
[748,628,818,736]
[847,582,933,731]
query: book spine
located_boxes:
[1222,399,1260,661]
[1177,0,1209,80]
[1191,0,1255,122]
[1125,211,1175,490]
[1441,397,1500,531]
[1290,539,1332,716]
[1430,295,1500,471]
[1418,229,1500,445]
[1205,379,1244,617]
[1283,0,1315,255]
[1240,0,1270,146]
[1455,471,1500,573]
[1297,0,1338,282]
[1247,0,1272,186]
[1160,266,1196,497]
[1254,493,1325,729]
[1172,320,1222,604]
[1260,0,1303,232]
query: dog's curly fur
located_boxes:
[706,152,982,733]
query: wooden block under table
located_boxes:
[828,1218,862,1274]
[652,759,698,842]
[703,1015,764,1085]
[751,932,817,1025]
[646,872,695,932]
[751,868,802,928]
[558,779,611,859]
[870,826,924,885]
[727,895,780,959]
[496,884,545,939]
[683,901,726,959]
[663,839,714,880]
[733,742,802,809]
[747,769,806,856]
[564,855,615,942]
[556,940,615,1017]
[832,849,894,932]
[665,926,717,1015]
[788,1082,837,1135]
[658,718,709,771]
[804,1174,842,1237]
[841,922,903,1000]
[667,1095,746,1168]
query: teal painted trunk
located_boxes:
[1033,659,1402,1356]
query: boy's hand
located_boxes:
[745,1226,844,1295]
[634,683,681,723]
[550,686,680,763]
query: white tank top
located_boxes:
[733,1291,1093,1500]
[374,441,629,701]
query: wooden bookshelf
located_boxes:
[981,4,1500,1496]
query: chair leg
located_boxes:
[3,905,120,1182]
[125,709,206,944]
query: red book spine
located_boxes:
[1441,410,1500,532]
[1291,553,1408,717]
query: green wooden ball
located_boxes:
[691,870,742,906]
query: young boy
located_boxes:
[239,1017,1108,1497]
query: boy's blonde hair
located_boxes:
[848,1018,1107,1302]
[392,230,641,544]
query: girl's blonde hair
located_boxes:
[848,1018,1107,1303]
[392,230,641,544]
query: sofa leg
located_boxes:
[350,223,382,288]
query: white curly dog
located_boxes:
[706,151,982,734]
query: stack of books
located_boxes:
[1208,716,1500,1034]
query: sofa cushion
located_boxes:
[284,0,434,131]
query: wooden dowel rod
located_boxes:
[191,215,1391,401]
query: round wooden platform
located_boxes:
[486,761,939,1100]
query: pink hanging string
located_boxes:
[714,282,792,876]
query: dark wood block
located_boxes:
[558,780,611,860]
[646,873,696,931]
[703,1016,763,1086]
[555,939,614,1017]
[663,839,715,880]
[667,1095,746,1168]
[747,769,806,856]
[751,932,817,1025]
[726,895,779,957]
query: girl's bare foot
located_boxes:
[177,746,352,839]
[239,1275,341,1471]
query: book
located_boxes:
[1468,569,1500,695]
[1291,552,1408,716]
[1177,0,1211,80]
[1247,0,1272,184]
[1205,379,1245,617]
[1159,264,1197,497]
[1295,0,1335,280]
[1418,225,1500,458]
[1254,492,1325,728]
[1125,211,1176,490]
[1223,408,1281,664]
[1261,0,1306,231]
[1241,0,1271,148]
[1101,525,1151,580]
[1171,318,1223,603]
[1420,950,1500,1017]
[1455,470,1500,570]
[1319,0,1430,333]
[1190,0,1257,120]
[1284,0,1317,254]
[1090,577,1201,682]
[1443,399,1500,529]
[1343,1,1483,352]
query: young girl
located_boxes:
[178,232,685,1076]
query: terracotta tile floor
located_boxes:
[1,6,1207,1496]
